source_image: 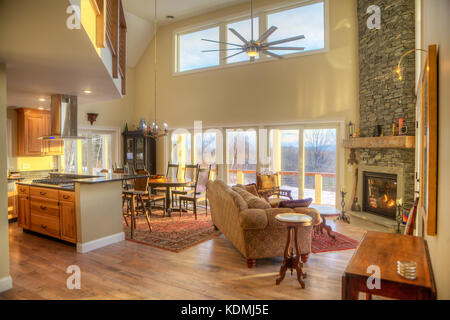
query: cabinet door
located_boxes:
[135,137,145,169]
[26,113,46,155]
[60,201,77,243]
[41,113,64,155]
[17,194,30,229]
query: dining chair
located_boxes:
[154,162,179,194]
[178,165,211,220]
[172,164,199,207]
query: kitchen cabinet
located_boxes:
[17,185,30,229]
[17,184,77,244]
[16,108,63,156]
[123,131,156,174]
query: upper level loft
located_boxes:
[0,0,127,109]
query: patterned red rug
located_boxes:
[124,209,220,252]
[311,231,360,253]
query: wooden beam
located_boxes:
[343,136,415,149]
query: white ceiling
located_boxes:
[122,0,249,67]
[0,0,121,109]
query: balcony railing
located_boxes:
[88,0,127,95]
[227,169,336,205]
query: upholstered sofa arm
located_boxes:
[293,207,322,226]
[239,209,268,230]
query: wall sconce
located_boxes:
[395,48,428,81]
[87,113,98,125]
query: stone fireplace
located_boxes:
[362,171,397,219]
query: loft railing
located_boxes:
[227,169,337,205]
[88,0,127,95]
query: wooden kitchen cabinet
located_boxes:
[16,108,63,156]
[17,193,31,229]
[17,185,77,244]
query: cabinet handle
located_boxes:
[40,191,47,196]
[63,195,70,200]
[40,205,47,210]
[40,224,47,229]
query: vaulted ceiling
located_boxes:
[122,0,249,67]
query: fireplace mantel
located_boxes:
[343,136,415,149]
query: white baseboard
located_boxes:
[0,276,12,293]
[77,232,125,254]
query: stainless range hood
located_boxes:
[39,94,86,140]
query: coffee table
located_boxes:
[275,213,312,288]
[310,205,341,240]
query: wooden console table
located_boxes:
[342,231,436,300]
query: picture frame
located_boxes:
[419,44,438,236]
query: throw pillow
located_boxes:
[234,183,260,197]
[279,198,313,209]
[232,186,271,209]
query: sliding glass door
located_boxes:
[226,130,257,185]
[270,126,338,207]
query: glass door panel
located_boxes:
[270,130,299,199]
[303,129,337,205]
[226,130,257,185]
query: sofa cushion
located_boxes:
[234,183,259,197]
[279,198,313,209]
[232,186,271,209]
[264,208,295,228]
[293,207,322,225]
[239,209,268,230]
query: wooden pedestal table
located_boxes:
[310,205,341,240]
[275,213,313,288]
[147,178,189,217]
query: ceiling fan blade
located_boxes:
[202,48,244,52]
[201,38,243,47]
[264,51,283,59]
[257,26,278,43]
[228,28,249,45]
[224,50,245,60]
[264,47,305,51]
[265,35,305,47]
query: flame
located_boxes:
[387,200,396,208]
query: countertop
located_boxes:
[16,173,152,190]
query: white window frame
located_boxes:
[173,0,329,76]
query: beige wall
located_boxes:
[135,0,359,188]
[421,0,450,300]
[0,63,11,287]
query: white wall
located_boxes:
[421,0,450,300]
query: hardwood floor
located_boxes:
[0,215,366,300]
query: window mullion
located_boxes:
[258,12,268,61]
[219,23,226,65]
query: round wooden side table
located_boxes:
[310,205,341,240]
[275,213,313,288]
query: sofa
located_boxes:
[206,180,321,268]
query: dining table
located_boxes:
[147,177,191,216]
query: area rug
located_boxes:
[311,231,360,254]
[124,209,220,252]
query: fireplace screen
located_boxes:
[363,172,398,219]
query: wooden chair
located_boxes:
[404,197,419,236]
[154,162,179,194]
[172,164,199,207]
[122,170,154,232]
[256,172,293,200]
[178,166,211,220]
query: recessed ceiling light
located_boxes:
[84,90,92,94]
[166,15,175,19]
[39,98,47,102]
[38,107,45,110]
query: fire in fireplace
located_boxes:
[363,172,398,219]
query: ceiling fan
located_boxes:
[201,0,306,60]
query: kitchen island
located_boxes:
[16,173,149,253]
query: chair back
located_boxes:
[134,169,149,192]
[184,164,199,184]
[256,172,279,192]
[166,162,179,179]
[195,166,211,194]
[404,197,419,236]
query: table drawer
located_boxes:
[30,212,60,238]
[30,187,59,200]
[30,199,60,217]
[59,190,75,203]
[17,185,30,195]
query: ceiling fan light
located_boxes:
[247,48,259,57]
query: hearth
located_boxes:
[363,171,398,220]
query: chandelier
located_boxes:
[142,0,168,139]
